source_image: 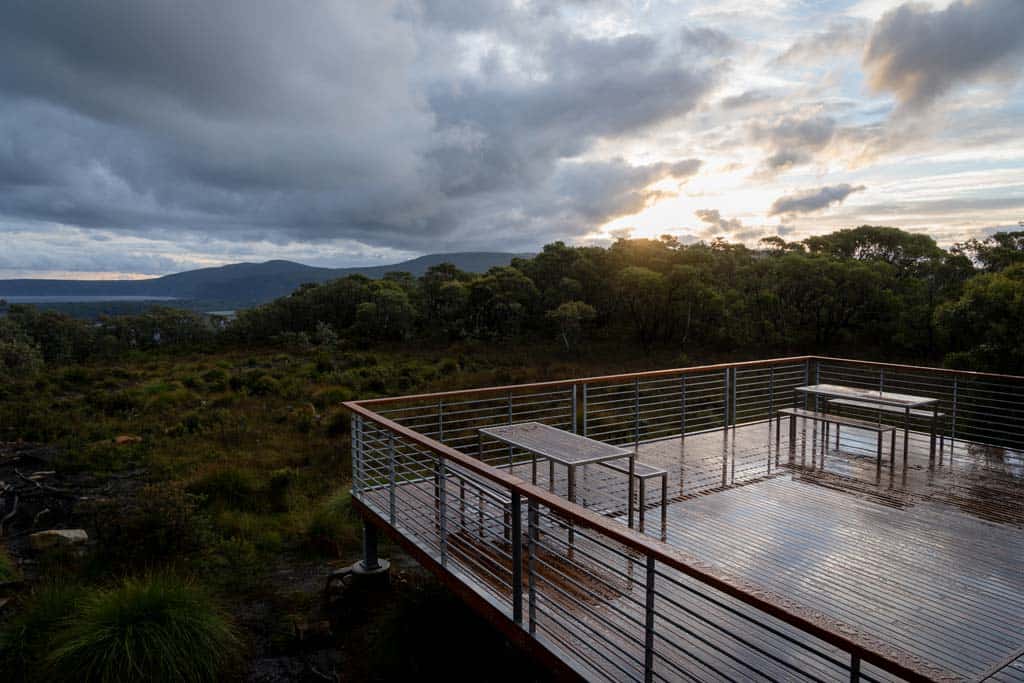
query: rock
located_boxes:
[114,435,143,445]
[29,528,88,551]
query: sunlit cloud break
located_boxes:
[0,0,1022,277]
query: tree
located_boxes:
[804,226,943,271]
[935,263,1024,373]
[952,231,1024,272]
[615,266,668,352]
[546,301,596,352]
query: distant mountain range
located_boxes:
[0,252,528,307]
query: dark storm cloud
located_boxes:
[864,0,1024,109]
[769,183,865,216]
[0,0,718,258]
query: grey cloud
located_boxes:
[769,184,865,216]
[0,1,719,262]
[719,90,773,109]
[679,26,737,58]
[695,209,743,234]
[751,115,836,171]
[775,18,869,66]
[694,209,765,243]
[864,0,1024,109]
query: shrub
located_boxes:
[0,582,85,682]
[188,466,261,511]
[46,575,241,683]
[267,468,297,512]
[306,490,359,557]
[0,545,19,582]
[87,483,208,570]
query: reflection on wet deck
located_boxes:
[513,420,1023,681]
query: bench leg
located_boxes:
[876,432,883,465]
[775,412,781,450]
[835,424,840,449]
[789,414,796,447]
[890,430,896,467]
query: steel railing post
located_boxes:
[437,457,447,567]
[352,414,363,495]
[438,399,444,442]
[571,384,578,434]
[951,376,958,444]
[527,499,538,635]
[732,367,738,430]
[511,491,523,624]
[582,383,589,437]
[388,433,396,525]
[722,368,729,430]
[680,375,686,442]
[644,555,656,683]
[508,391,514,468]
[634,377,641,449]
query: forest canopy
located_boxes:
[2,226,1023,374]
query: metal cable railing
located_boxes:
[346,356,1024,682]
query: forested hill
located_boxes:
[0,252,527,305]
[2,227,1023,374]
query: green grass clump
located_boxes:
[306,490,359,557]
[46,575,241,683]
[188,466,262,511]
[0,582,84,681]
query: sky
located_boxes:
[1,0,1023,279]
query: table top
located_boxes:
[795,383,938,408]
[479,421,633,466]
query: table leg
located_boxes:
[531,452,537,484]
[549,460,555,494]
[930,404,938,459]
[568,464,576,547]
[890,429,896,467]
[835,424,840,449]
[876,432,883,465]
[903,407,910,463]
[639,478,646,533]
[628,453,636,530]
[775,412,781,449]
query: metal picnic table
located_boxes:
[794,384,941,461]
[478,421,639,529]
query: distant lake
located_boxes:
[0,296,179,303]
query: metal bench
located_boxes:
[599,458,668,535]
[827,398,946,456]
[776,407,897,465]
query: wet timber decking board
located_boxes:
[363,420,1023,681]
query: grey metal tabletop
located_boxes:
[795,383,938,409]
[478,421,632,466]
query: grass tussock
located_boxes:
[42,575,241,683]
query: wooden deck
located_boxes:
[361,419,1023,681]
[538,420,1023,681]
